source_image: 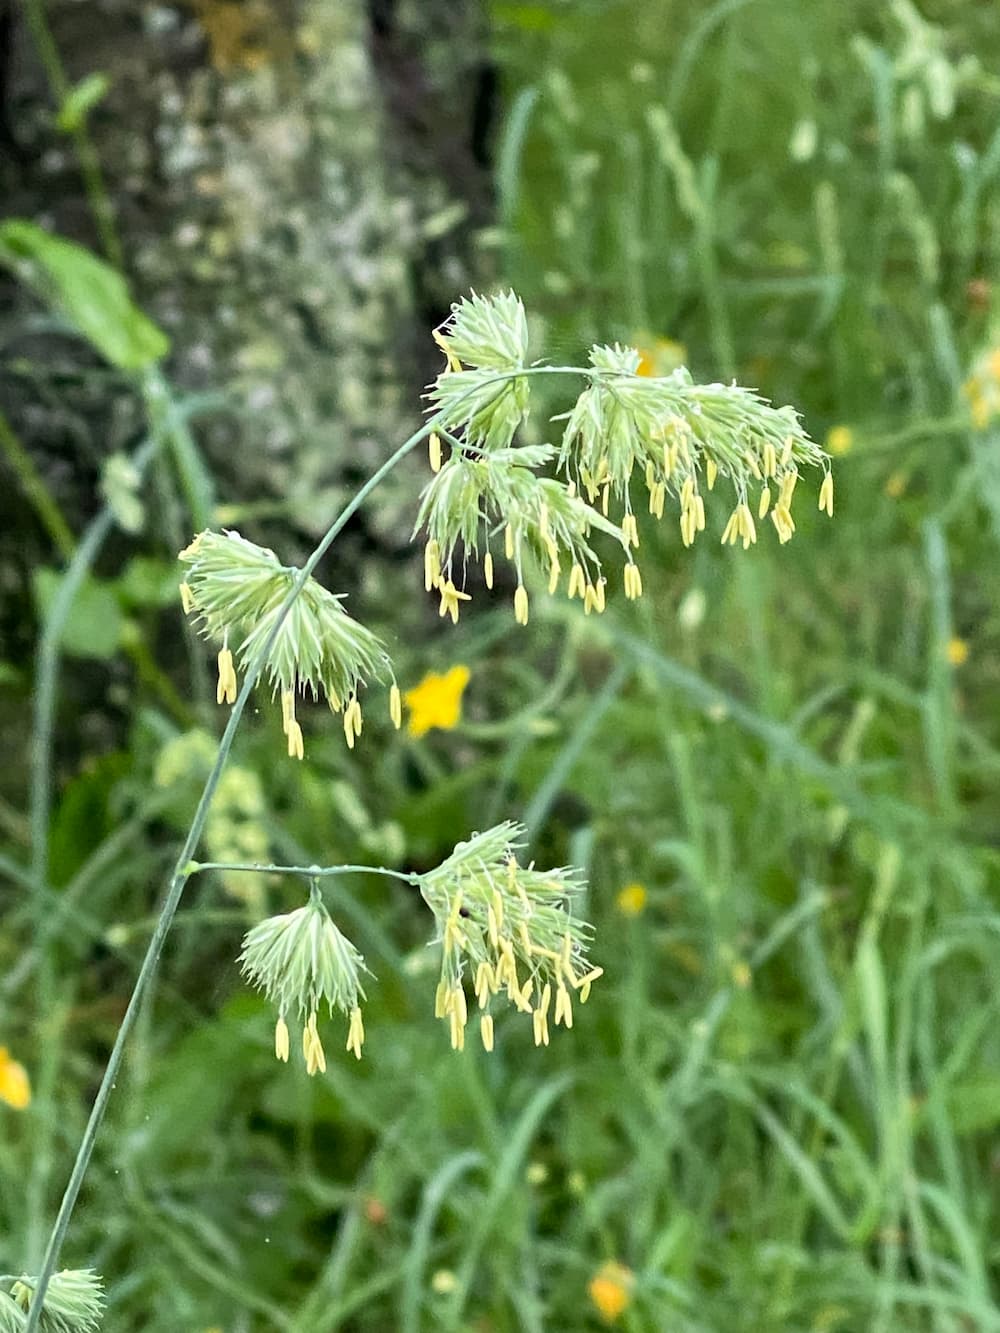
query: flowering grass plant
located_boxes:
[12,289,829,1330]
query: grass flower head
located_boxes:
[179,530,396,757]
[420,823,602,1051]
[240,886,371,1071]
[8,1270,105,1333]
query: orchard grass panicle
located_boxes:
[557,343,832,550]
[239,884,370,1071]
[419,822,602,1052]
[417,291,832,629]
[3,1271,105,1333]
[179,529,398,757]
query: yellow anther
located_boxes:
[389,684,402,729]
[737,503,757,549]
[438,579,471,624]
[758,485,771,519]
[281,688,296,733]
[179,581,195,614]
[763,440,777,479]
[514,584,529,626]
[429,432,443,473]
[286,719,304,760]
[346,1006,365,1060]
[681,507,696,547]
[449,1009,466,1051]
[568,564,586,600]
[484,550,494,589]
[480,1013,495,1052]
[274,1016,290,1062]
[216,645,237,705]
[622,513,639,549]
[424,540,441,592]
[818,471,834,516]
[624,564,643,600]
[705,458,718,490]
[505,525,515,560]
[548,560,561,595]
[554,984,573,1029]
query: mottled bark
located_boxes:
[1,0,492,534]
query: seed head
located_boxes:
[420,823,602,1051]
[7,1270,105,1332]
[240,887,371,1071]
[179,529,396,757]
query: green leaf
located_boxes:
[116,556,181,609]
[56,72,110,133]
[944,1076,1000,1136]
[0,220,169,370]
[34,567,124,659]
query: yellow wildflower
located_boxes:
[946,637,969,667]
[588,1261,634,1324]
[963,343,1000,430]
[616,882,647,917]
[404,665,470,738]
[634,336,687,377]
[825,425,854,456]
[0,1047,31,1109]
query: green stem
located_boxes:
[0,409,76,559]
[23,0,123,269]
[187,860,421,887]
[29,433,162,890]
[22,411,437,1329]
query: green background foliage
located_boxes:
[3,1,1000,1329]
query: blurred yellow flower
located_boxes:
[403,665,470,738]
[731,960,752,989]
[884,471,908,499]
[634,336,687,377]
[402,666,474,741]
[946,637,969,667]
[963,344,1000,430]
[588,1261,634,1323]
[616,882,647,916]
[0,1047,31,1109]
[825,425,854,456]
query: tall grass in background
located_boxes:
[2,0,1000,1328]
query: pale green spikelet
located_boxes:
[420,823,602,1051]
[7,1270,105,1332]
[240,886,371,1070]
[413,444,627,624]
[426,291,531,452]
[178,529,396,756]
[558,348,831,549]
